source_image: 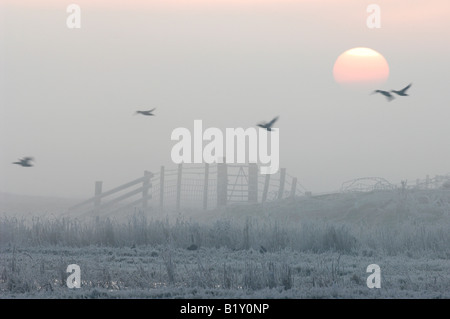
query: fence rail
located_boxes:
[69,164,450,218]
[68,163,305,217]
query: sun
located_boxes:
[333,47,389,89]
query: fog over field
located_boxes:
[1,188,450,298]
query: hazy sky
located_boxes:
[1,0,449,198]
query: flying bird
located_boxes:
[135,108,156,116]
[391,83,412,96]
[12,157,34,167]
[371,90,395,102]
[257,116,279,131]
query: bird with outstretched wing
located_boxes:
[371,90,395,101]
[391,83,412,96]
[135,108,156,116]
[12,157,34,167]
[257,116,279,131]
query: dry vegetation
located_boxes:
[1,188,450,298]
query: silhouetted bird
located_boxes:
[372,90,395,102]
[259,245,267,254]
[257,116,279,131]
[12,157,34,167]
[135,108,156,116]
[391,83,412,96]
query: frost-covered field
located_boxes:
[1,245,450,299]
[1,189,450,298]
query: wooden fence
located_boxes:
[68,163,306,216]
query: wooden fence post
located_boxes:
[217,161,228,207]
[176,163,182,210]
[203,163,209,210]
[142,171,152,212]
[94,181,102,217]
[290,177,297,198]
[262,174,270,203]
[277,168,286,200]
[160,166,165,210]
[248,163,258,203]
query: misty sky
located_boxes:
[1,0,449,198]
